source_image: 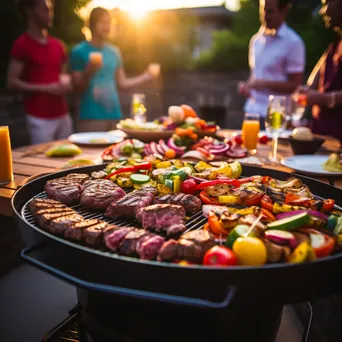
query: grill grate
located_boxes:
[22,191,208,258]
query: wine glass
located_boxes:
[265,95,287,164]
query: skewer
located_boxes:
[244,213,263,237]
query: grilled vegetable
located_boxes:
[300,228,335,258]
[45,144,82,157]
[267,213,310,231]
[326,215,339,232]
[130,174,150,185]
[273,202,306,214]
[288,242,316,263]
[173,176,181,193]
[218,195,243,205]
[203,246,237,267]
[117,177,133,188]
[233,237,267,266]
[262,238,291,263]
[165,179,174,190]
[208,211,227,235]
[220,212,241,230]
[181,179,197,195]
[199,191,221,205]
[226,225,256,249]
[158,183,172,195]
[156,161,172,169]
[264,230,297,248]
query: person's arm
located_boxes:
[116,68,152,90]
[71,67,96,93]
[7,58,63,94]
[249,38,305,94]
[305,90,342,107]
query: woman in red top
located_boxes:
[7,0,73,145]
[296,0,342,145]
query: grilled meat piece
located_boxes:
[137,235,165,260]
[158,230,215,262]
[29,198,67,214]
[153,193,201,215]
[84,223,116,245]
[118,230,151,257]
[80,179,126,211]
[35,208,76,228]
[136,204,186,237]
[105,190,155,220]
[45,173,90,206]
[105,227,135,251]
[262,239,291,263]
[45,213,84,235]
[64,219,104,242]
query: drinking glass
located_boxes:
[0,126,13,185]
[242,113,260,155]
[265,95,287,164]
[131,94,146,124]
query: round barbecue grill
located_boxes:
[12,165,342,342]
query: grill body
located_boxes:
[12,165,342,342]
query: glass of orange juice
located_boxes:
[89,52,103,69]
[242,113,260,155]
[0,126,13,185]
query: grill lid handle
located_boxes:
[21,243,236,310]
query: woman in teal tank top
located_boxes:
[70,7,157,132]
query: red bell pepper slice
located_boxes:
[322,199,335,212]
[261,208,276,222]
[197,179,237,190]
[261,195,274,212]
[244,193,264,207]
[105,162,152,179]
[299,228,335,258]
[262,176,272,184]
[199,191,222,205]
[285,193,301,204]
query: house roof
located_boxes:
[150,5,233,18]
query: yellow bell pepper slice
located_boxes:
[218,195,243,205]
[173,176,181,194]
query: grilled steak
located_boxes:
[105,190,155,220]
[158,230,215,262]
[105,227,135,251]
[35,208,76,228]
[29,198,67,214]
[64,219,105,242]
[118,230,151,257]
[84,223,116,245]
[137,235,165,260]
[80,179,126,211]
[136,204,186,237]
[153,193,201,215]
[45,173,90,206]
[46,213,84,235]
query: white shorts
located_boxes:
[26,114,73,145]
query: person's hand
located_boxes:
[45,82,70,96]
[238,81,251,97]
[86,60,102,76]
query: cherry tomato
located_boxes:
[203,246,237,267]
[259,135,269,144]
[322,199,335,212]
[234,135,243,145]
[181,179,198,195]
[165,149,176,159]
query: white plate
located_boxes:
[281,155,342,177]
[225,130,293,139]
[68,131,126,146]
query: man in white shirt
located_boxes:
[238,0,305,127]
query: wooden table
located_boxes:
[1,132,341,217]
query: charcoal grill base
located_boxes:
[77,287,283,342]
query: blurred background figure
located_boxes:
[70,7,159,133]
[294,0,342,146]
[7,0,73,145]
[238,0,305,129]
